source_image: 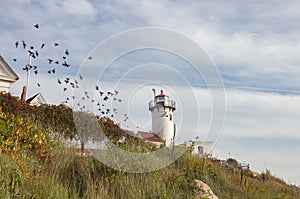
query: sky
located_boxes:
[0,0,300,185]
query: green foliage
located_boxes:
[0,92,76,139]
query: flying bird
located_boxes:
[41,43,45,49]
[47,58,53,64]
[22,40,26,49]
[34,24,39,29]
[55,60,59,64]
[62,61,69,67]
[13,58,17,62]
[65,49,69,55]
[37,83,40,87]
[54,43,59,47]
[63,88,67,92]
[79,75,83,80]
[57,79,61,84]
[34,70,38,75]
[15,41,18,48]
[88,56,92,60]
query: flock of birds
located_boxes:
[12,23,136,129]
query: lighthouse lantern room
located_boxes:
[149,89,176,146]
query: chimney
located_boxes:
[21,86,27,102]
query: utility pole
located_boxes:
[21,50,32,102]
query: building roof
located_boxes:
[0,55,19,82]
[26,93,46,106]
[138,131,163,143]
[156,89,166,97]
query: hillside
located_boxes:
[0,92,299,199]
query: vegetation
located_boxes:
[0,92,299,198]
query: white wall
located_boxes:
[151,106,174,146]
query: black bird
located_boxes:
[55,60,59,64]
[47,58,53,64]
[13,58,17,62]
[41,43,45,49]
[29,46,34,50]
[52,69,55,74]
[79,75,83,80]
[62,61,69,67]
[88,56,92,60]
[15,41,18,48]
[114,90,119,95]
[62,56,66,60]
[63,88,67,92]
[103,96,109,101]
[118,99,122,102]
[48,70,51,74]
[99,91,104,96]
[96,85,99,90]
[65,49,69,55]
[54,43,59,47]
[34,70,38,75]
[37,83,40,87]
[33,66,37,70]
[57,79,61,84]
[34,24,39,29]
[35,50,39,57]
[22,40,26,49]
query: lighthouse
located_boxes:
[148,89,176,146]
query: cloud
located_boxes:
[61,0,97,19]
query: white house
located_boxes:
[184,140,214,158]
[0,55,19,93]
[26,93,46,106]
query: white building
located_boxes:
[0,55,19,93]
[184,140,214,158]
[26,93,46,106]
[148,89,176,147]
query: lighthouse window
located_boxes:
[169,114,172,121]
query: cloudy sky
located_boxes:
[1,0,300,185]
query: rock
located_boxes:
[195,179,219,199]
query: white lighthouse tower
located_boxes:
[149,89,176,146]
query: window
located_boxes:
[198,146,204,155]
